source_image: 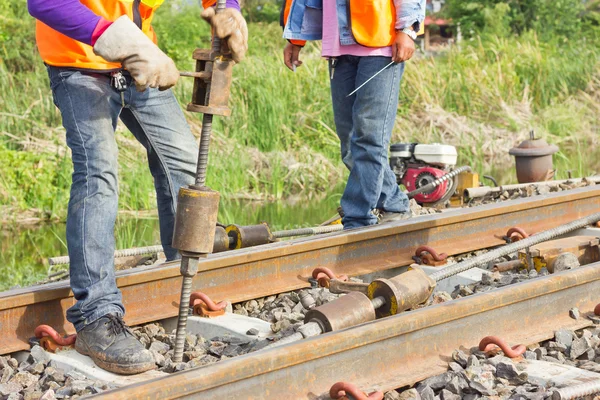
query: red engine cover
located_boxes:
[401,166,448,203]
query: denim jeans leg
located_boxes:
[329,56,359,171]
[48,67,125,331]
[341,57,409,229]
[120,87,198,261]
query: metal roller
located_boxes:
[367,267,436,318]
[304,292,378,333]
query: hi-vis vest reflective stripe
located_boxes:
[36,0,165,71]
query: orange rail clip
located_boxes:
[189,292,227,318]
[329,382,383,400]
[479,335,526,358]
[312,267,349,288]
[34,325,76,353]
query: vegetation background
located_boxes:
[0,0,598,288]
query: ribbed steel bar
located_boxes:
[49,245,165,266]
[552,379,600,399]
[430,211,600,282]
[272,224,343,238]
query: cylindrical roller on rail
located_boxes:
[226,223,275,250]
[367,267,436,318]
[304,292,378,333]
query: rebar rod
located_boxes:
[49,245,165,266]
[430,212,600,282]
[552,379,600,400]
[272,224,343,238]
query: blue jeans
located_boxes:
[47,66,198,331]
[329,56,410,229]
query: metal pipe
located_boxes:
[429,212,600,282]
[465,176,600,199]
[492,259,523,272]
[552,379,600,400]
[406,166,471,199]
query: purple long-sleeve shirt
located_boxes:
[27,0,241,46]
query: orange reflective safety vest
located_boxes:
[36,0,169,71]
[282,0,424,48]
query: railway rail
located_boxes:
[101,261,600,399]
[2,185,599,355]
[1,185,600,399]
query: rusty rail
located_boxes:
[97,261,600,399]
[1,185,600,354]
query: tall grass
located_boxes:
[1,2,599,222]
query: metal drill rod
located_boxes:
[429,211,600,282]
[173,0,227,364]
[173,257,199,363]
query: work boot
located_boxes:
[75,314,155,375]
[374,209,413,224]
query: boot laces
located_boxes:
[105,314,133,338]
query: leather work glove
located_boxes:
[201,7,248,63]
[93,15,179,91]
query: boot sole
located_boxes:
[76,344,156,375]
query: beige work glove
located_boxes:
[93,15,179,91]
[201,8,248,63]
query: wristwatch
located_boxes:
[401,27,417,40]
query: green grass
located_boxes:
[1,2,599,222]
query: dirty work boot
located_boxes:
[75,314,155,375]
[374,209,413,224]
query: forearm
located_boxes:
[394,0,426,30]
[27,0,102,45]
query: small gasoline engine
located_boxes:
[389,143,463,206]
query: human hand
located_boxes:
[392,30,416,63]
[201,7,248,63]
[283,42,303,71]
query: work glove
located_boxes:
[93,15,179,91]
[201,7,248,63]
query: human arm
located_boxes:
[27,0,107,45]
[392,0,426,62]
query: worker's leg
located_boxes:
[329,56,359,171]
[120,83,197,260]
[341,57,409,229]
[47,66,153,374]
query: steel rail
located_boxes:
[1,185,599,354]
[98,262,600,400]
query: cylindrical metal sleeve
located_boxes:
[172,187,220,254]
[304,292,377,333]
[226,223,274,250]
[212,226,230,253]
[367,268,436,318]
